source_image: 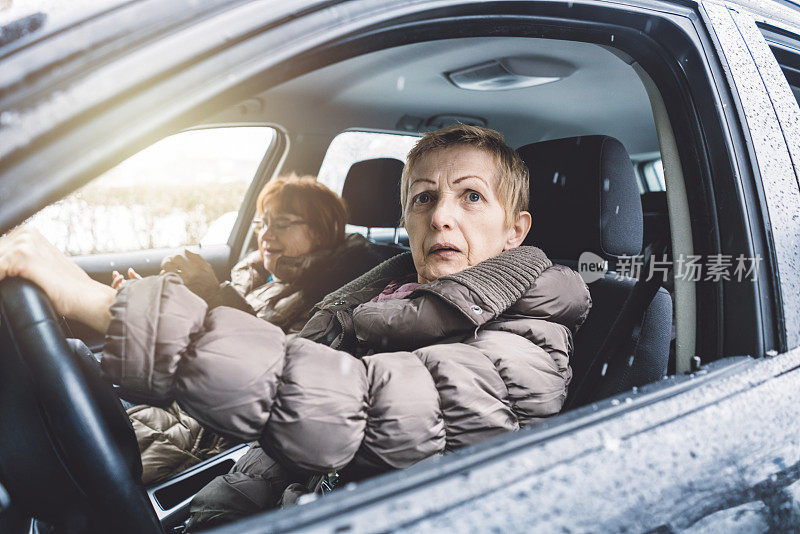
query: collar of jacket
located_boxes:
[318,245,552,318]
[413,245,551,321]
[318,251,416,309]
[271,233,371,285]
[300,246,552,351]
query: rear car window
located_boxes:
[318,130,418,238]
[317,130,418,194]
[640,159,665,192]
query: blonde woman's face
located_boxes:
[404,146,531,284]
[254,209,316,275]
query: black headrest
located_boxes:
[518,135,643,261]
[341,158,405,228]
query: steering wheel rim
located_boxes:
[0,277,162,533]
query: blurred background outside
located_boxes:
[27,127,419,256]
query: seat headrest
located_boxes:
[518,135,643,261]
[341,158,405,228]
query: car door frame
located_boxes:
[699,0,800,356]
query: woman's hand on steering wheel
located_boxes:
[0,226,116,333]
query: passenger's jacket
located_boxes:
[201,233,397,333]
[128,403,237,485]
[128,234,397,484]
[103,246,590,475]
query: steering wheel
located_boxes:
[0,278,162,533]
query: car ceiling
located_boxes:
[218,36,659,156]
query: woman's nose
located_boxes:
[259,225,277,240]
[430,199,456,230]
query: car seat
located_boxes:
[517,135,672,408]
[340,158,408,248]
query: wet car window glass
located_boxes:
[27,127,275,255]
[318,130,418,239]
[634,171,646,194]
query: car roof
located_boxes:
[2,0,797,60]
[242,36,658,155]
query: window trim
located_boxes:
[225,123,290,271]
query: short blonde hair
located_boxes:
[400,124,529,226]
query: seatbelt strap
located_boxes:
[565,235,669,410]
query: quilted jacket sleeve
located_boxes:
[101,274,439,473]
[102,274,286,441]
[100,262,589,476]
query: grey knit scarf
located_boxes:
[321,245,551,317]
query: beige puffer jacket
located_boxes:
[102,246,590,474]
[208,233,398,333]
[127,234,399,484]
[128,403,237,484]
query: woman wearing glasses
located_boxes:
[116,175,392,333]
[115,175,395,485]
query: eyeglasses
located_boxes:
[252,216,307,234]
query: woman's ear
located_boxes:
[504,211,532,250]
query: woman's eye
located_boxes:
[467,191,482,202]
